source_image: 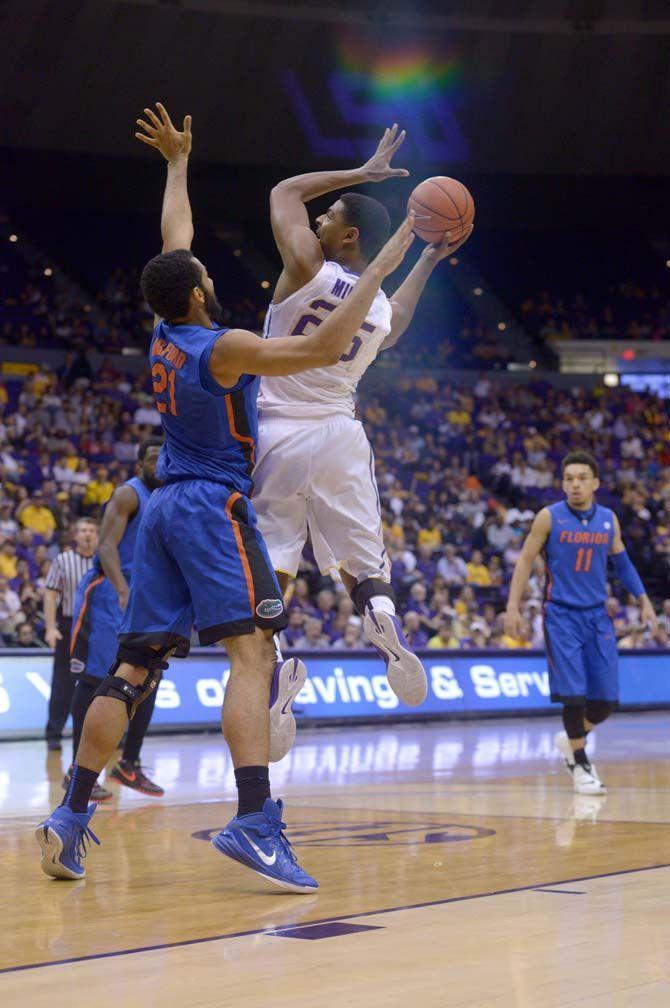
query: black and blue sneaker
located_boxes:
[35,804,100,880]
[212,798,317,893]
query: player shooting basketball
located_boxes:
[504,451,659,794]
[253,124,473,719]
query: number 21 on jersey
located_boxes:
[152,362,178,416]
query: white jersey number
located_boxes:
[291,298,376,362]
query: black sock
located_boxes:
[61,764,99,813]
[573,747,589,767]
[71,679,98,763]
[122,688,157,764]
[234,765,271,817]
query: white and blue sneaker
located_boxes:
[35,803,100,880]
[268,658,307,763]
[363,610,428,706]
[212,798,317,893]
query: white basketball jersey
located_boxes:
[257,261,392,420]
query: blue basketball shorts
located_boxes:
[70,568,122,681]
[544,602,619,705]
[119,480,287,656]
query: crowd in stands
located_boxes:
[3,215,670,650]
[281,374,670,651]
[520,280,670,344]
[0,358,667,650]
[2,222,519,368]
[5,214,670,365]
[4,245,511,368]
[1,225,266,352]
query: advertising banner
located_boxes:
[0,649,668,738]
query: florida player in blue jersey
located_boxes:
[504,451,658,794]
[35,104,416,890]
[65,438,164,801]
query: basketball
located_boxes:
[407,176,475,244]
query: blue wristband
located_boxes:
[611,550,645,599]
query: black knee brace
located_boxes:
[585,700,615,726]
[350,578,396,617]
[562,704,586,740]
[93,674,150,717]
[93,645,172,717]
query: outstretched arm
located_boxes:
[270,124,409,293]
[382,224,473,350]
[210,214,415,386]
[136,102,194,253]
[504,508,551,638]
[610,514,658,636]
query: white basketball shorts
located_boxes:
[252,414,390,583]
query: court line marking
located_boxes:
[534,888,585,895]
[3,861,669,975]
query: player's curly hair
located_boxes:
[562,451,599,477]
[340,192,391,263]
[141,249,202,322]
[138,436,164,461]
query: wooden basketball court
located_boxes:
[3,715,670,1006]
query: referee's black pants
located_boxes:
[45,616,74,742]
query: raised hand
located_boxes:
[362,124,410,182]
[371,211,416,277]
[424,222,474,263]
[136,102,192,162]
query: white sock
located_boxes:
[273,634,283,663]
[367,595,396,617]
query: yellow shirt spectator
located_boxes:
[428,631,459,649]
[447,408,471,427]
[466,561,492,587]
[18,501,55,540]
[417,526,442,549]
[500,634,532,650]
[83,478,114,507]
[0,551,17,578]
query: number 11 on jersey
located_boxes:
[574,547,592,572]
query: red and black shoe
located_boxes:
[109,759,164,796]
[62,766,114,803]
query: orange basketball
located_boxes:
[407,176,475,244]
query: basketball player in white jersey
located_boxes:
[253,125,473,710]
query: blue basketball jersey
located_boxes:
[150,321,259,494]
[545,500,615,608]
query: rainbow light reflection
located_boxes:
[334,31,464,101]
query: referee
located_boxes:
[44,517,99,751]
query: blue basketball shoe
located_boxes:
[268,658,307,763]
[35,804,100,880]
[363,609,428,706]
[212,798,317,893]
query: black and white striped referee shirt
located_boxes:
[44,550,94,618]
